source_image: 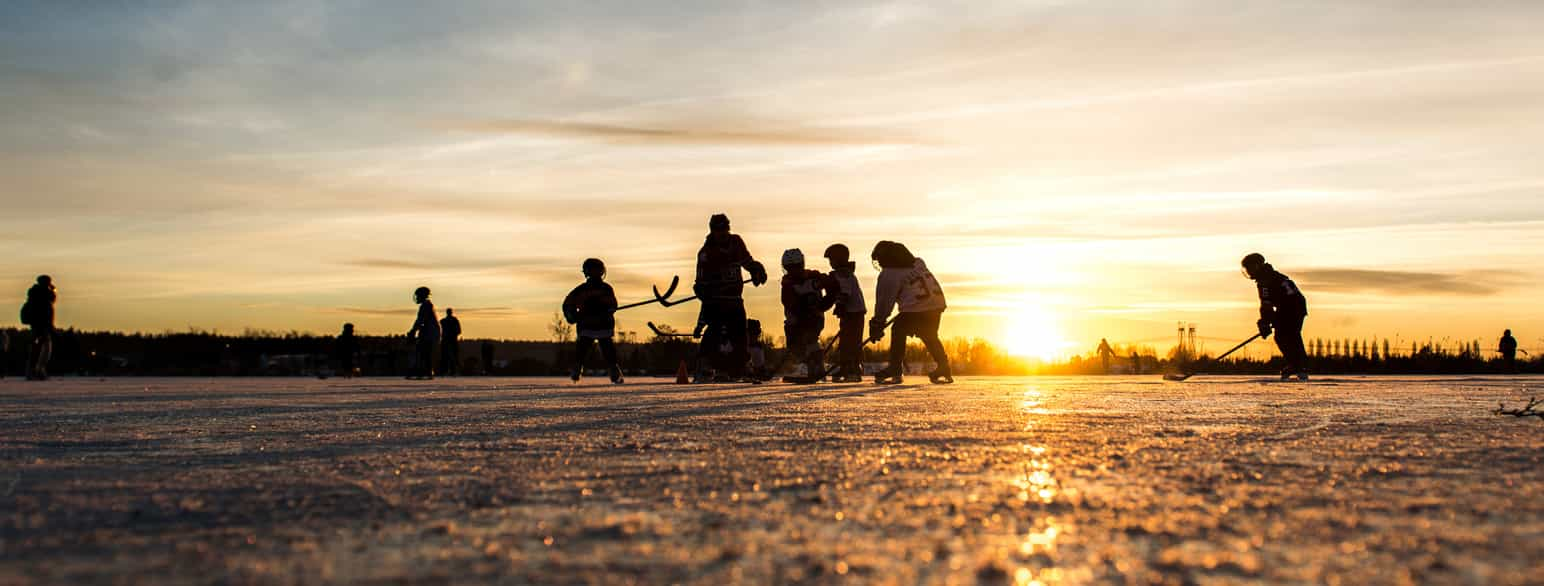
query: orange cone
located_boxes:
[675,360,690,384]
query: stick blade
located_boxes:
[658,276,680,300]
[1163,372,1193,382]
[652,283,679,307]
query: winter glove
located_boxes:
[693,321,707,338]
[1256,319,1272,339]
[747,261,768,287]
[563,310,578,325]
[869,317,888,342]
[692,284,708,299]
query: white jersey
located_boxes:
[873,258,946,320]
[830,270,866,316]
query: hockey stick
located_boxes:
[1163,333,1261,382]
[655,279,754,308]
[646,321,698,338]
[616,276,680,311]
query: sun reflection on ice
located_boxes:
[1009,386,1071,585]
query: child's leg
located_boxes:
[574,337,593,371]
[839,314,864,371]
[917,310,950,372]
[599,337,618,367]
[886,313,912,370]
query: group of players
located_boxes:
[560,213,955,385]
[394,212,1315,385]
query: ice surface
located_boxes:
[1,376,1541,584]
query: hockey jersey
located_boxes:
[781,269,837,324]
[562,279,619,337]
[873,258,946,321]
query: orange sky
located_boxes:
[3,2,1543,358]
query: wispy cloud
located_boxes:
[321,305,526,318]
[441,118,926,147]
[1296,269,1525,296]
[340,257,558,271]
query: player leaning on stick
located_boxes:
[869,241,952,385]
[1242,253,1309,381]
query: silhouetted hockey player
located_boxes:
[1242,253,1309,381]
[869,242,952,384]
[335,323,359,378]
[563,258,623,384]
[1096,338,1115,374]
[20,275,55,381]
[692,214,767,381]
[440,308,462,376]
[780,249,837,383]
[406,286,439,379]
[1499,329,1518,373]
[825,244,867,382]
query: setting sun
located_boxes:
[1002,307,1073,362]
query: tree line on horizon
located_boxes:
[1,327,1534,378]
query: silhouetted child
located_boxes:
[870,241,952,384]
[336,323,359,378]
[406,286,439,380]
[1242,253,1309,381]
[824,244,867,382]
[746,319,768,380]
[562,258,623,384]
[779,249,837,383]
[440,308,462,376]
[20,275,55,381]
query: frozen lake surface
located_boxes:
[2,376,1541,584]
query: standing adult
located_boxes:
[1499,329,1518,373]
[406,286,439,380]
[20,275,56,381]
[335,323,359,378]
[440,308,462,376]
[692,214,767,382]
[1242,253,1309,381]
[1096,338,1115,374]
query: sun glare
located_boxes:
[1002,307,1072,362]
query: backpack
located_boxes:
[19,301,34,326]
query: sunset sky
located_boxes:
[3,1,1543,358]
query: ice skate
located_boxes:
[874,366,903,385]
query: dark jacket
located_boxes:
[21,283,55,328]
[1255,264,1308,324]
[781,269,837,325]
[335,332,358,359]
[1500,335,1518,355]
[411,301,440,342]
[440,316,462,340]
[562,279,618,336]
[695,234,765,300]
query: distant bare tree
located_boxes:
[547,311,573,345]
